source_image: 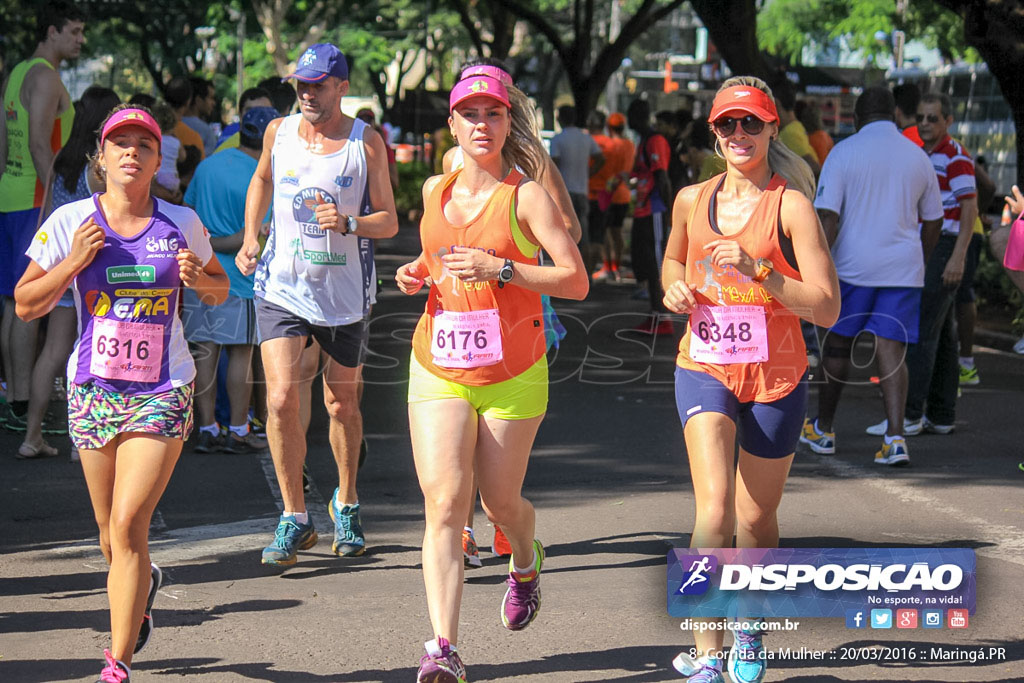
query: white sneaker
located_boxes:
[865,418,923,436]
[923,417,955,434]
[1014,335,1024,355]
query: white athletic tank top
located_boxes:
[255,115,376,325]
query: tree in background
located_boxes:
[934,0,1024,187]
[758,0,974,64]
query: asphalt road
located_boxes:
[1,224,1022,682]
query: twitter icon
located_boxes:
[871,609,892,629]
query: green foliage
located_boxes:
[975,239,1024,334]
[758,0,975,63]
[394,161,433,215]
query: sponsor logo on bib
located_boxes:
[302,249,347,265]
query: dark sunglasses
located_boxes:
[916,113,942,124]
[711,115,767,137]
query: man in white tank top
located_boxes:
[236,43,398,566]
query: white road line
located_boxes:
[816,455,1024,566]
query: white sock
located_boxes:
[199,423,219,436]
[335,494,357,507]
[959,356,974,369]
[285,511,309,524]
[513,549,537,575]
[884,434,902,445]
[229,423,249,437]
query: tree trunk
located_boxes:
[935,0,1024,188]
[691,0,771,79]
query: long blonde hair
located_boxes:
[717,76,816,200]
[501,83,545,180]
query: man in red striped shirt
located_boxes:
[904,93,977,435]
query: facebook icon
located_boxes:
[845,609,866,628]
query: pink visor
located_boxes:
[708,86,779,124]
[459,64,513,87]
[449,75,511,111]
[101,108,162,146]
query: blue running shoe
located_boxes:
[728,626,766,683]
[328,490,366,556]
[261,514,317,565]
[686,657,724,682]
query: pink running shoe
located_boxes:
[417,637,467,683]
[501,539,545,630]
[95,649,130,682]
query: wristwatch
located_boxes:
[345,214,358,235]
[752,257,774,283]
[497,258,515,288]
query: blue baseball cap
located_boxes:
[241,106,279,139]
[284,43,349,83]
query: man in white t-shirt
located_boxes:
[800,87,943,467]
[549,105,602,268]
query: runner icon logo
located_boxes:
[676,555,718,596]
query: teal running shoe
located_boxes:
[727,626,766,683]
[328,490,366,556]
[261,514,317,565]
[685,657,724,682]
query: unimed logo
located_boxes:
[107,265,156,284]
[676,555,717,596]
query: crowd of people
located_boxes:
[3,4,1024,683]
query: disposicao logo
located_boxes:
[667,548,976,619]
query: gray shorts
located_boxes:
[182,290,257,345]
[254,296,367,368]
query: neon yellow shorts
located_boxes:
[408,353,548,420]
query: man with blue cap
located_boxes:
[182,106,280,456]
[236,43,399,566]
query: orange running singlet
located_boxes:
[673,173,808,403]
[412,169,545,386]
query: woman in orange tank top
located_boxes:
[395,74,587,683]
[661,77,839,683]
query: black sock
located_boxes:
[10,400,28,416]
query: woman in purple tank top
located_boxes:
[14,105,228,683]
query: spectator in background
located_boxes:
[655,109,688,194]
[603,112,633,282]
[796,100,834,164]
[587,110,618,281]
[902,93,977,436]
[893,82,923,145]
[802,87,943,466]
[773,80,820,178]
[17,85,119,460]
[214,86,272,153]
[164,76,205,159]
[183,107,277,454]
[956,155,996,385]
[687,119,725,184]
[627,98,674,335]
[128,92,156,109]
[356,108,399,189]
[183,77,219,155]
[0,0,85,432]
[257,76,298,116]
[150,101,185,202]
[550,104,603,275]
